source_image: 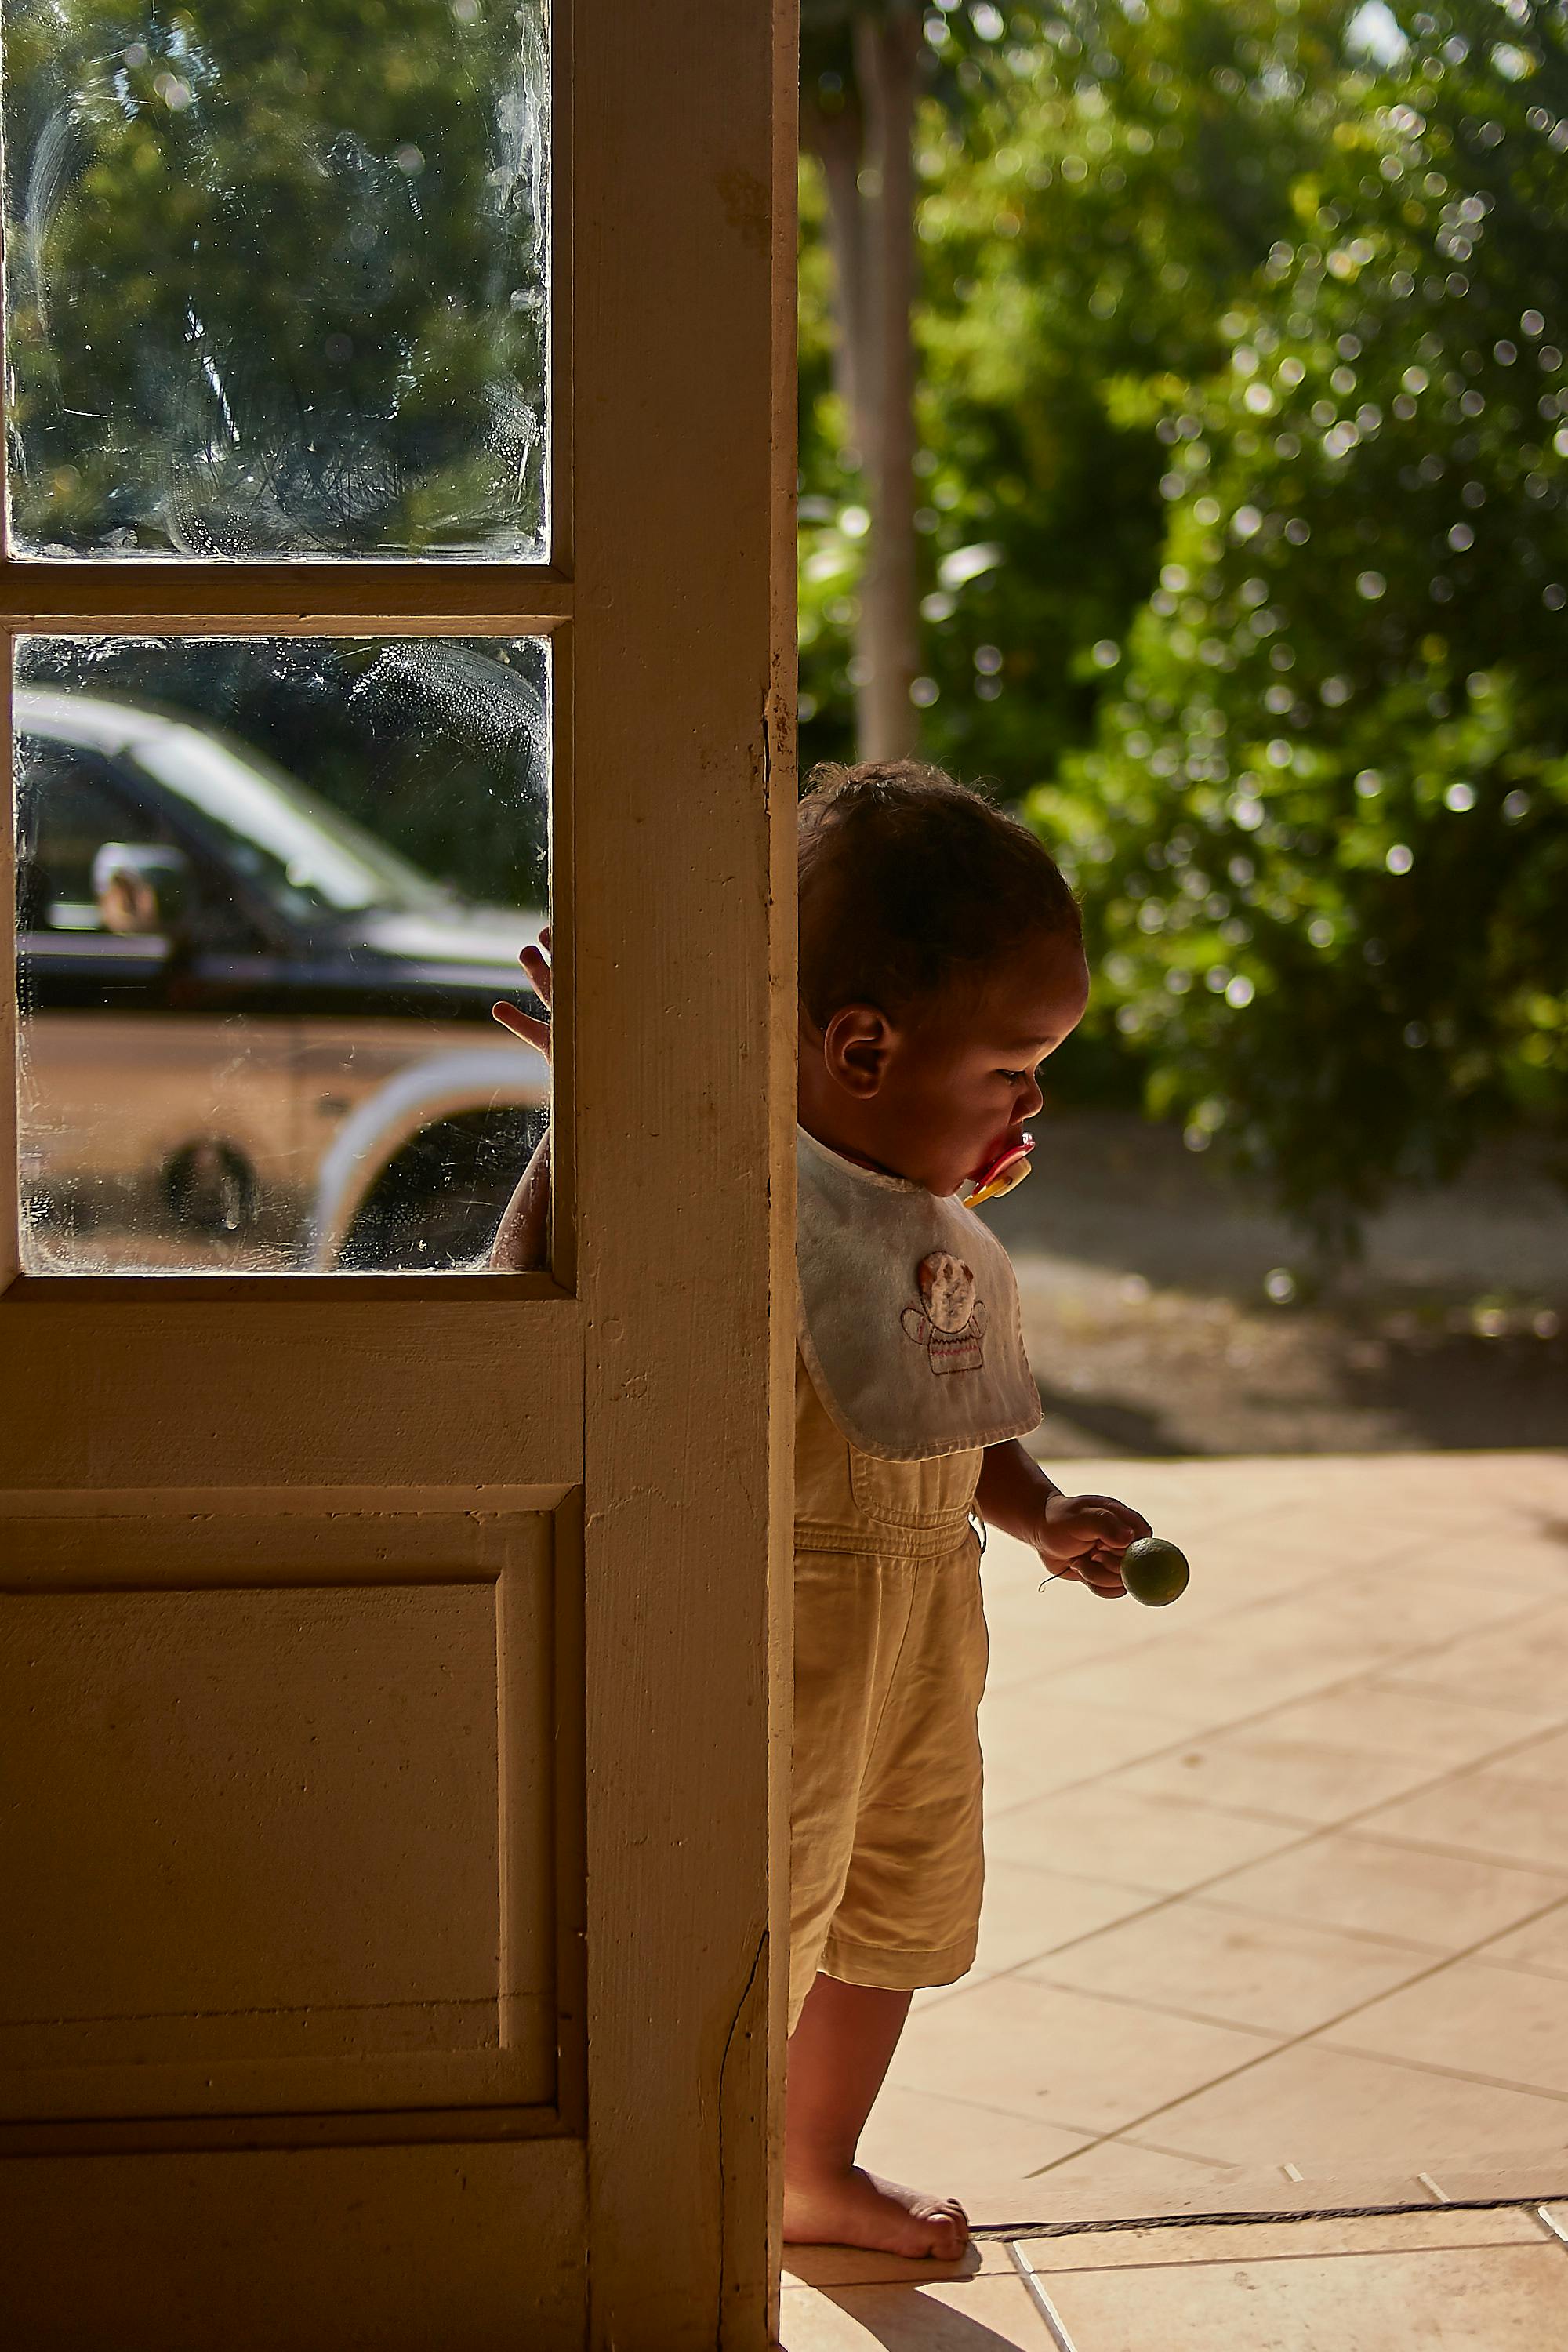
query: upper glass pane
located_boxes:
[2,1,549,561]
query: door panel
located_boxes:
[4,2142,588,2352]
[0,2,793,2344]
[0,1508,572,2132]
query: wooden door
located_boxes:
[0,4,796,2345]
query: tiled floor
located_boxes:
[783,1450,1568,2347]
[781,2197,1568,2349]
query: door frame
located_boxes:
[0,0,797,2341]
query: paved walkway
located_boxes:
[784,1448,1568,2347]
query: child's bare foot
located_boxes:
[783,2162,969,2259]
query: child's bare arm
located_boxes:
[489,928,553,1271]
[975,1437,1150,1599]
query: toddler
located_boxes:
[785,760,1148,2259]
[489,762,1150,2265]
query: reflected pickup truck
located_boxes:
[15,689,548,1272]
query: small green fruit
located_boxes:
[1121,1535,1190,1608]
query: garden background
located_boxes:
[797,0,1566,1450]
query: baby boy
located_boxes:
[786,760,1149,2259]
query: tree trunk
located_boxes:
[853,5,920,761]
[803,95,867,457]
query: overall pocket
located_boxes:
[848,1442,983,1534]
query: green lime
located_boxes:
[1121,1535,1190,1608]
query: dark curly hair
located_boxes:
[798,760,1082,1028]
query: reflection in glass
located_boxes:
[3,2,549,559]
[15,636,550,1272]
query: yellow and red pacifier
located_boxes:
[965,1131,1034,1208]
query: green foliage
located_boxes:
[1039,0,1568,1243]
[3,0,548,556]
[800,0,1349,779]
[801,0,1568,1235]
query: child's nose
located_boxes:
[1017,1071,1044,1120]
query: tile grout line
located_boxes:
[983,1644,1568,1882]
[1016,1872,1568,2179]
[1004,1926,1568,2053]
[978,1556,1563,1737]
[1006,2239,1080,2352]
[985,1670,1568,1838]
[953,1564,1568,2188]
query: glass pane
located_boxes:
[3,2,549,560]
[15,634,551,1272]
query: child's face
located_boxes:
[802,930,1091,1197]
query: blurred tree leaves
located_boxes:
[801,0,1568,1239]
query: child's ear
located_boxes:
[822,1003,895,1097]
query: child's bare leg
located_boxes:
[783,1974,968,2257]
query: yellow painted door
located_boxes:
[0,4,796,2345]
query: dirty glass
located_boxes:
[2,1,549,559]
[14,634,551,1272]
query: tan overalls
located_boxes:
[789,1351,989,2031]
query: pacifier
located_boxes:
[964,1131,1034,1208]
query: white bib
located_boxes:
[796,1126,1042,1463]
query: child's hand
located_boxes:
[493,923,553,1058]
[488,923,553,1270]
[1036,1490,1152,1600]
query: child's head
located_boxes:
[798,760,1089,1196]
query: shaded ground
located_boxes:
[982,1112,1567,1458]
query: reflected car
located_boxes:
[16,689,548,1272]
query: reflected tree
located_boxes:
[2,0,549,557]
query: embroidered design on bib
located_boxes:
[901,1250,989,1377]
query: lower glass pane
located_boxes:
[13,634,550,1273]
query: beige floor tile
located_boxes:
[887,1971,1275,2136]
[1020,2136,1248,2209]
[1354,1768,1568,1875]
[1029,2206,1548,2270]
[1344,1532,1568,1599]
[1307,1566,1548,1646]
[985,1784,1300,1893]
[1212,1831,1568,1947]
[1038,1619,1403,1727]
[977,1686,1192,1802]
[1247,1678,1564,1764]
[1106,1733,1446,1828]
[779,2274,1055,2349]
[1325,1957,1568,2097]
[975,1610,1137,1697]
[855,2080,1094,2189]
[1477,1901,1568,1980]
[1142,2041,1568,2171]
[1040,2241,1568,2352]
[971,1861,1159,1974]
[1425,2156,1568,2201]
[1485,1724,1568,1784]
[1390,1602,1568,1712]
[1025,1897,1436,2036]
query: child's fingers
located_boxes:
[520,942,553,1006]
[1075,1497,1152,1549]
[492,1001,551,1051]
